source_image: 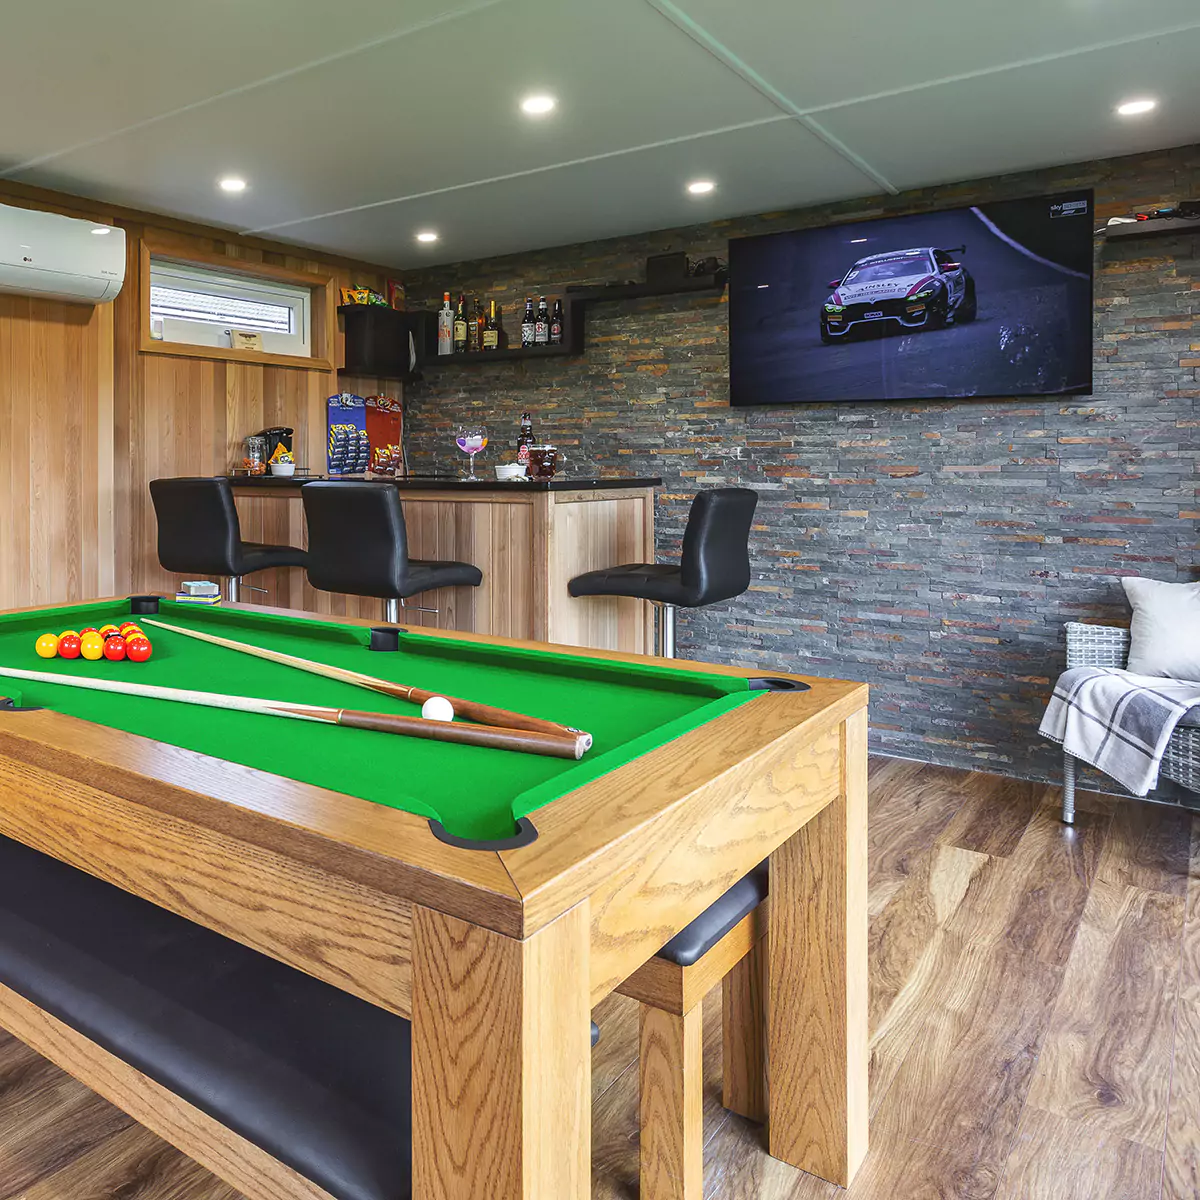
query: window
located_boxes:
[148,259,312,358]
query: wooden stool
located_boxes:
[616,864,768,1200]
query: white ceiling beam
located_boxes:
[804,16,1200,113]
[0,0,511,180]
[639,0,900,195]
[242,112,792,234]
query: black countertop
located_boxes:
[225,474,661,492]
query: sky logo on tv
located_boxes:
[1050,198,1090,218]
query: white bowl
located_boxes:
[495,464,527,480]
[270,462,296,476]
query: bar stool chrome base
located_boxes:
[225,577,268,604]
[383,597,440,624]
[653,603,678,658]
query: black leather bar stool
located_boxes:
[149,477,309,603]
[568,487,758,657]
[301,481,482,623]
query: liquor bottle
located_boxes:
[521,298,535,347]
[534,296,550,345]
[517,410,533,469]
[467,296,484,353]
[437,292,454,356]
[494,303,507,349]
[482,300,500,351]
[452,294,467,354]
[549,298,564,345]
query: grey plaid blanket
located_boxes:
[1040,666,1200,795]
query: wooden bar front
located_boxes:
[230,483,657,653]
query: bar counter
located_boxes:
[227,473,662,492]
[228,475,661,653]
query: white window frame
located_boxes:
[149,258,312,359]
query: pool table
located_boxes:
[0,597,869,1197]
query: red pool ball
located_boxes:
[79,627,98,636]
[102,636,127,662]
[58,634,82,659]
[125,636,152,663]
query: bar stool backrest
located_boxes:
[149,477,243,577]
[301,481,411,600]
[679,487,759,606]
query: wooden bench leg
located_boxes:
[722,935,766,1122]
[640,1002,704,1200]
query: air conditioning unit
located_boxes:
[0,201,126,304]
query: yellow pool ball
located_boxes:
[59,629,79,640]
[98,624,120,638]
[79,632,106,661]
[34,633,59,659]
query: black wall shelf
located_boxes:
[425,342,581,366]
[565,269,728,304]
[1102,216,1200,241]
[414,269,726,371]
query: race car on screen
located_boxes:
[820,246,977,343]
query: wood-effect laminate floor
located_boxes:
[1,760,1196,1199]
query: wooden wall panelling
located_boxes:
[0,291,111,608]
[0,181,404,609]
[123,239,405,608]
[111,220,144,595]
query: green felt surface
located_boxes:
[0,601,759,843]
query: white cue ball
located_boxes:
[421,696,455,722]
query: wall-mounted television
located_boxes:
[728,190,1094,406]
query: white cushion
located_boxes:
[1122,577,1200,681]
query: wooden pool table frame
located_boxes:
[0,599,869,1199]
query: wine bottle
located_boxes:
[521,298,535,347]
[534,296,550,345]
[467,296,484,352]
[437,292,454,356]
[482,300,499,351]
[549,298,564,346]
[452,294,467,354]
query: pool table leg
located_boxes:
[766,707,869,1187]
[411,901,592,1200]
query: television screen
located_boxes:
[728,191,1094,406]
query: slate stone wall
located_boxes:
[402,144,1200,781]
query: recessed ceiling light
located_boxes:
[520,93,557,116]
[1117,98,1157,116]
[218,177,247,193]
[91,226,112,235]
[416,231,439,243]
[687,180,715,195]
[850,238,868,244]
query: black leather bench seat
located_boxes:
[0,830,748,1200]
[655,861,768,967]
[0,833,412,1200]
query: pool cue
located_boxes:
[140,617,585,740]
[0,667,591,760]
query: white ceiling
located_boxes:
[3,0,1198,268]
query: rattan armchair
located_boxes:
[1061,621,1200,823]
